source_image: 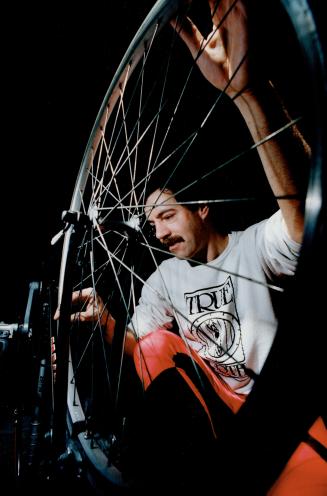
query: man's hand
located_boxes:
[172,0,250,98]
[54,287,116,342]
[54,287,106,324]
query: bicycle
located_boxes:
[2,0,326,494]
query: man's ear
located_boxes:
[198,204,209,220]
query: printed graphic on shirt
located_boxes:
[184,276,247,381]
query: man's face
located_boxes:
[145,189,209,260]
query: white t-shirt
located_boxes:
[130,210,301,394]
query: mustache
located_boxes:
[161,236,184,247]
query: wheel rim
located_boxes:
[51,0,326,490]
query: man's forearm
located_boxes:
[234,81,309,242]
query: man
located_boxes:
[59,0,326,492]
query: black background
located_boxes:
[0,0,325,491]
[1,0,324,323]
[1,1,158,322]
[1,0,253,323]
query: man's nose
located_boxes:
[155,222,170,240]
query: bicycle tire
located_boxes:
[47,0,326,492]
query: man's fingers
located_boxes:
[55,309,99,323]
[208,0,237,25]
[71,287,94,304]
[54,288,106,326]
[54,287,95,320]
[71,311,88,323]
[171,15,205,60]
[70,309,101,324]
[208,0,221,24]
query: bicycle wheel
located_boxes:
[48,0,326,493]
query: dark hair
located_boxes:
[144,87,277,232]
[144,163,234,234]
